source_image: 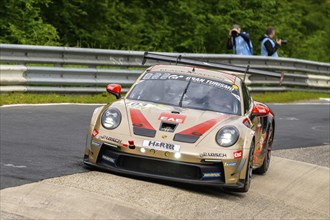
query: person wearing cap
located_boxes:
[226,24,253,55]
[260,26,282,57]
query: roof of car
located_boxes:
[149,64,241,85]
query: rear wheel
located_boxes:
[255,125,274,174]
[236,140,255,193]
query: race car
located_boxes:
[83,53,276,192]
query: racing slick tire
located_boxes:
[255,124,274,175]
[230,140,255,193]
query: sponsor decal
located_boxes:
[142,72,153,80]
[243,118,252,128]
[225,162,237,166]
[202,172,221,179]
[91,140,102,147]
[159,112,186,124]
[92,129,99,137]
[168,75,184,80]
[200,152,227,158]
[162,135,167,139]
[127,102,172,111]
[233,150,243,159]
[160,73,171,79]
[99,135,122,144]
[205,80,234,92]
[143,140,180,152]
[141,72,238,93]
[101,155,116,164]
[126,102,150,109]
[151,72,163,79]
[186,77,234,92]
[185,76,207,83]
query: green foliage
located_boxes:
[0,0,59,45]
[0,0,329,62]
[252,91,329,103]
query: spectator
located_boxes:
[260,26,282,57]
[227,24,253,55]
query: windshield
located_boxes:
[127,72,241,115]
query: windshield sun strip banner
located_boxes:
[142,72,239,95]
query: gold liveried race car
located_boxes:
[84,53,278,192]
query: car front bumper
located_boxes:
[84,144,245,188]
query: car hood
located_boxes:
[123,99,239,144]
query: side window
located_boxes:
[241,83,251,114]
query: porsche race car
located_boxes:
[83,53,276,192]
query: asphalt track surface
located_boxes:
[0,103,329,190]
[1,158,329,219]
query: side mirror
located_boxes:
[106,84,122,99]
[252,104,270,116]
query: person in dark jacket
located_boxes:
[227,24,253,55]
[260,26,282,57]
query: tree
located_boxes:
[0,0,59,45]
[1,0,329,62]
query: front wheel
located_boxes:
[255,125,274,174]
[236,140,255,193]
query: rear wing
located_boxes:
[142,52,284,84]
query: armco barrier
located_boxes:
[0,44,329,93]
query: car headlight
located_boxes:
[216,126,239,147]
[101,108,121,129]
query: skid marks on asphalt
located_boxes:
[277,117,299,121]
[2,163,27,168]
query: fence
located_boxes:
[1,44,329,93]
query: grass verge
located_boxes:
[0,91,329,106]
[0,93,116,106]
[252,91,329,103]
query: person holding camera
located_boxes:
[260,26,286,57]
[226,24,253,55]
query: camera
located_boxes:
[281,40,288,44]
[231,30,238,37]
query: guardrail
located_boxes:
[1,44,329,93]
